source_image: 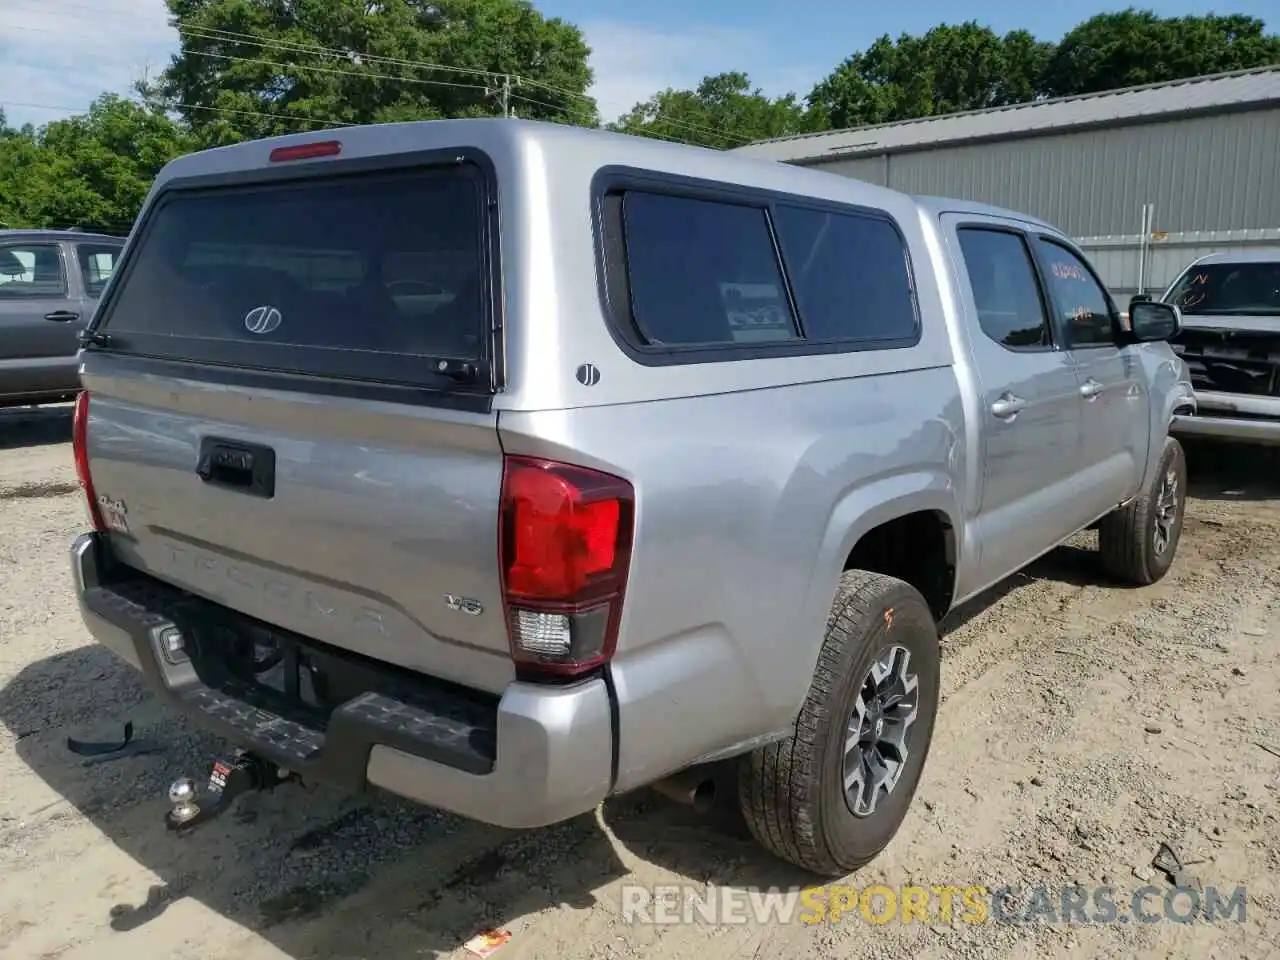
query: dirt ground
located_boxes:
[1,403,1278,960]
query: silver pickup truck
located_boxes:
[68,119,1194,877]
[0,229,124,407]
[1162,251,1280,446]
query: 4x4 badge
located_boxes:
[444,594,484,616]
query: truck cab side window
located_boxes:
[956,228,1051,350]
[1033,238,1116,348]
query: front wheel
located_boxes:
[1098,436,1187,586]
[737,570,940,877]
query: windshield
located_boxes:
[1165,261,1280,316]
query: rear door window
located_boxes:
[98,167,489,387]
[76,243,122,298]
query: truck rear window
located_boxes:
[98,167,489,386]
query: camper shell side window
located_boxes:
[593,166,921,366]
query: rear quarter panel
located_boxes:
[500,366,964,791]
[491,142,970,790]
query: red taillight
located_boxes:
[73,390,106,532]
[499,456,634,679]
[268,140,342,162]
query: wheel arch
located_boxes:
[805,473,963,630]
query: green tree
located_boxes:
[156,0,597,146]
[0,95,195,235]
[0,116,37,229]
[609,72,820,149]
[808,22,1054,129]
[1042,9,1280,97]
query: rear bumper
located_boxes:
[1171,391,1280,446]
[71,532,614,829]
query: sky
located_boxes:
[1,0,1278,131]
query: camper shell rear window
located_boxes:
[94,163,495,390]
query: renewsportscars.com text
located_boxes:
[620,883,1247,926]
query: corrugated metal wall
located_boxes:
[814,108,1280,235]
[1079,229,1280,299]
[812,107,1280,296]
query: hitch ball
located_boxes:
[167,776,201,825]
[168,777,197,805]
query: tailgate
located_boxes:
[78,155,515,694]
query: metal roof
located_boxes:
[733,66,1280,164]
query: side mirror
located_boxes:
[1128,298,1180,342]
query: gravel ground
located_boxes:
[1,403,1278,960]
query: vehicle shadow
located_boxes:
[0,645,637,958]
[0,404,73,451]
[602,764,821,890]
[1182,438,1280,502]
[939,536,1102,635]
[7,456,1251,955]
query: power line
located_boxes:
[173,21,744,144]
[179,35,739,144]
[1,97,349,131]
[185,48,494,94]
[6,7,748,146]
[507,92,705,147]
[176,22,748,143]
[2,1,751,147]
[4,92,714,160]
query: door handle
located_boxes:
[990,393,1025,419]
[43,310,80,322]
[195,437,277,498]
[1079,378,1103,400]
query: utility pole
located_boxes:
[486,74,516,118]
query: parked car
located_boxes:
[66,119,1193,877]
[0,229,126,408]
[1159,251,1280,446]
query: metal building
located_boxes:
[733,66,1280,299]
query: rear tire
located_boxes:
[737,570,940,877]
[1098,436,1187,586]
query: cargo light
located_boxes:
[72,390,106,532]
[498,456,634,680]
[268,140,342,162]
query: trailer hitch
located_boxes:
[166,750,296,834]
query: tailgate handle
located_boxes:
[196,438,276,498]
